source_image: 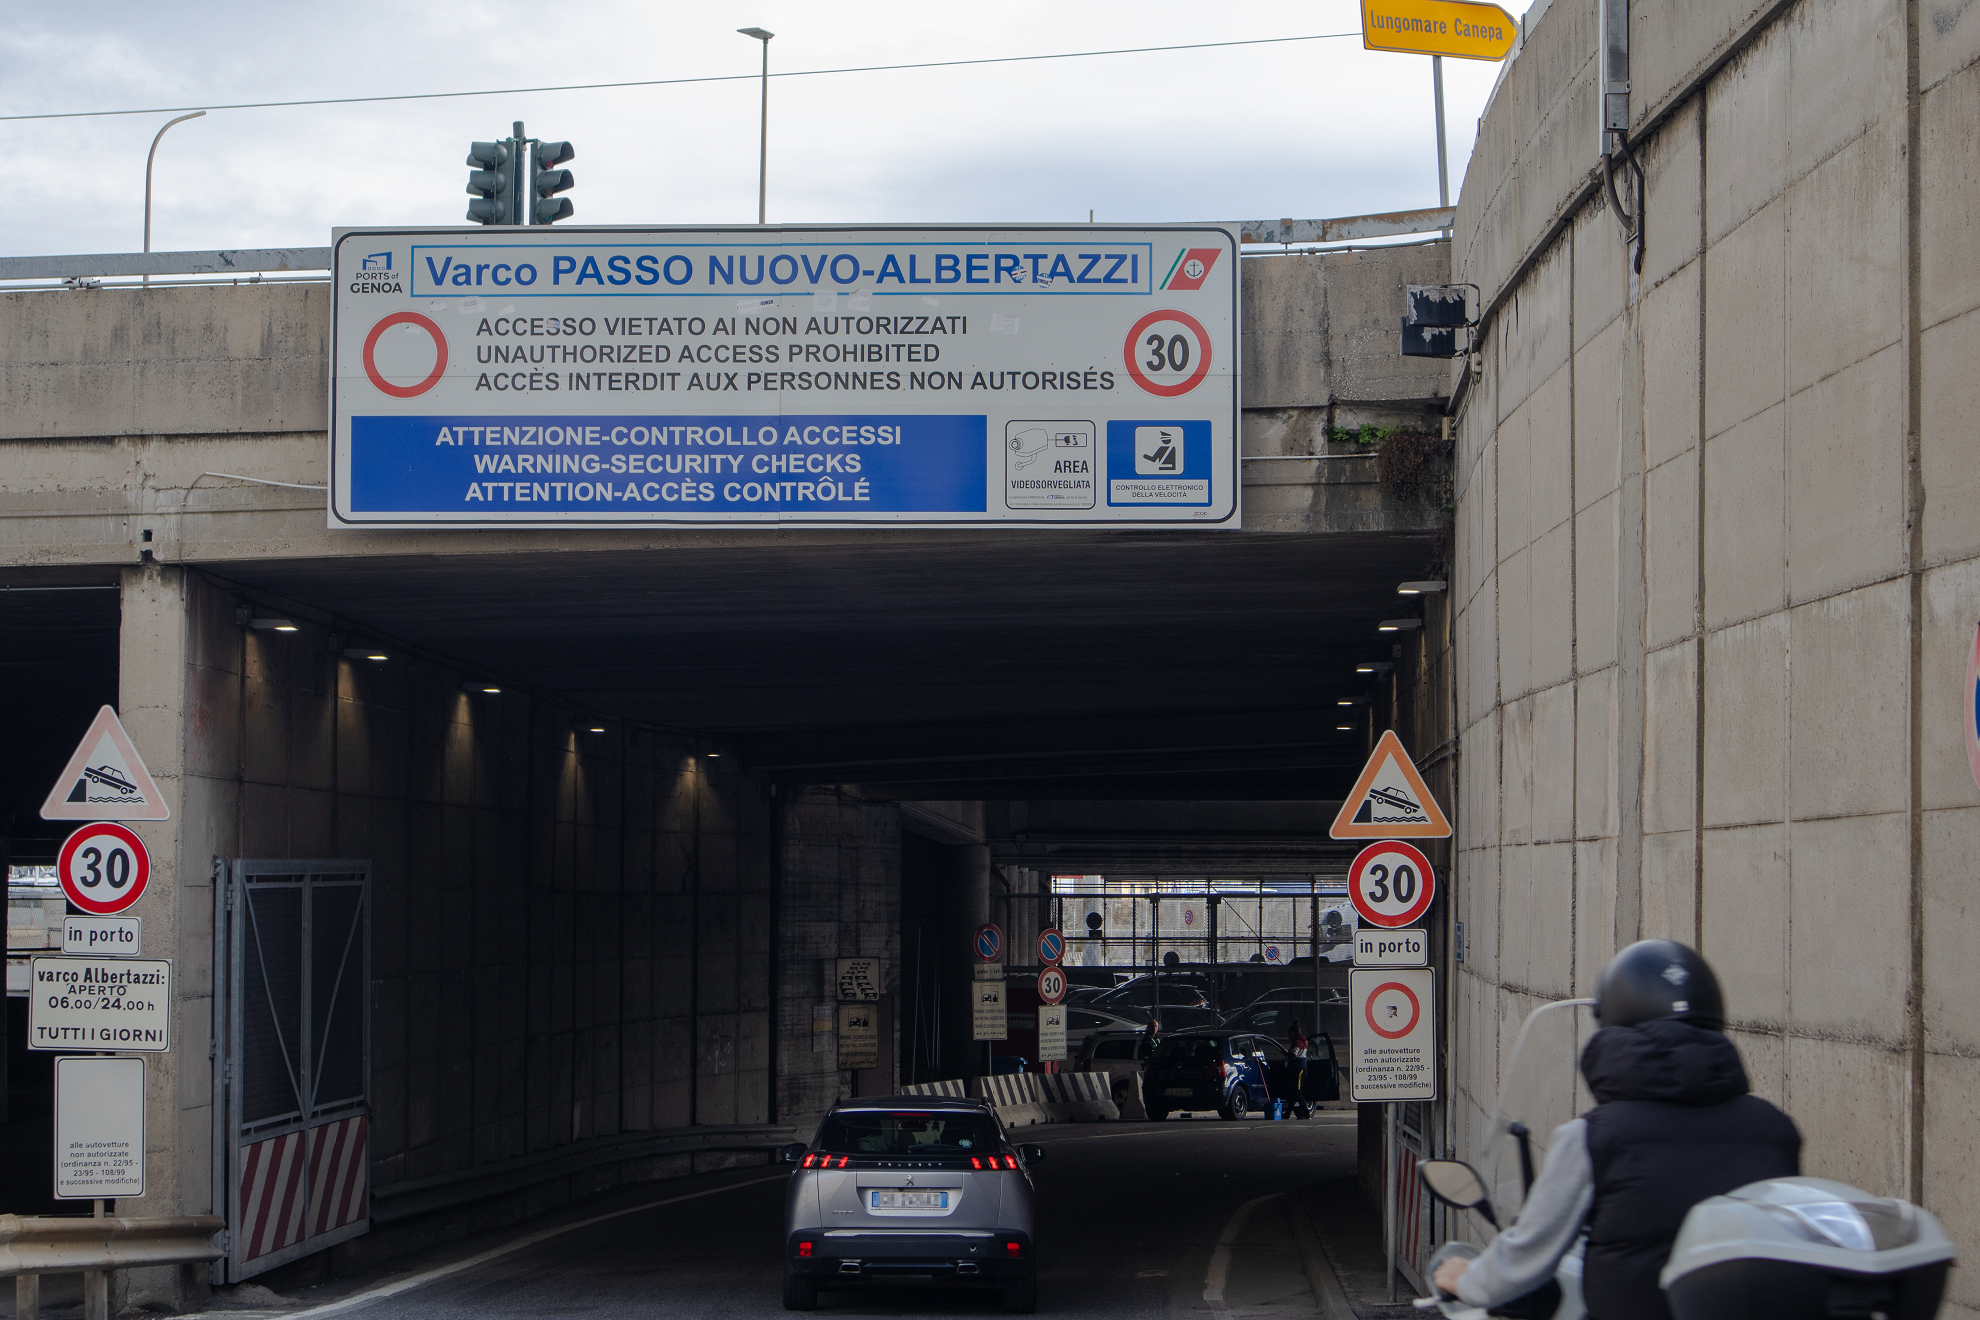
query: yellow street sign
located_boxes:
[1361,0,1519,61]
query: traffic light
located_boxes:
[531,141,576,224]
[465,141,513,225]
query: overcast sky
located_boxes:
[1,0,1511,257]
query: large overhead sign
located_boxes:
[329,226,1240,530]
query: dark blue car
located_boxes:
[1141,1029,1338,1120]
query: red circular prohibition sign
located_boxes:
[1364,980,1421,1040]
[1122,308,1213,397]
[363,312,449,397]
[58,822,151,915]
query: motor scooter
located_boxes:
[1411,997,1594,1320]
[1409,998,1957,1320]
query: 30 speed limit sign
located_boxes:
[1348,840,1435,928]
[1123,309,1212,396]
[1037,965,1068,1005]
[57,823,151,915]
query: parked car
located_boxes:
[781,1095,1043,1312]
[1141,1029,1340,1121]
[1063,1006,1147,1057]
[1073,1028,1152,1084]
[1089,974,1213,1014]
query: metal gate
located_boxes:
[212,860,371,1281]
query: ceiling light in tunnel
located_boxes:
[1397,580,1448,595]
[479,686,501,694]
[248,617,298,632]
[1337,724,1354,731]
[342,648,388,661]
[706,750,722,758]
[1356,662,1394,674]
[589,726,606,733]
[1379,619,1424,632]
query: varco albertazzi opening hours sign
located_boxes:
[330,226,1238,529]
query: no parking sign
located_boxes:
[1349,967,1437,1101]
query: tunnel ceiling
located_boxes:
[209,528,1438,800]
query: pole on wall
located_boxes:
[1432,56,1451,235]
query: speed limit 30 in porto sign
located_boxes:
[1348,840,1435,928]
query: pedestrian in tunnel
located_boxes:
[1288,1018,1311,1097]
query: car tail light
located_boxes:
[971,1156,983,1169]
[801,1154,817,1168]
[798,1242,813,1257]
[835,1156,850,1168]
[1007,1242,1022,1258]
[1217,1058,1229,1079]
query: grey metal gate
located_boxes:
[211,860,370,1281]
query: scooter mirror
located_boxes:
[1420,1160,1496,1225]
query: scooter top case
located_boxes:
[1661,1177,1955,1320]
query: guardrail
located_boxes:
[0,210,1457,287]
[0,1214,223,1320]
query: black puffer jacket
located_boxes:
[1578,1021,1800,1320]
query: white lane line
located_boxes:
[1202,1192,1278,1308]
[275,1171,790,1318]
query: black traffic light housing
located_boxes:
[462,123,575,225]
[532,140,576,224]
[465,141,513,225]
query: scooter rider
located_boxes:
[1431,941,1801,1320]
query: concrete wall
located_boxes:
[116,565,897,1302]
[1446,0,1980,1302]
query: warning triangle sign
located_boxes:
[40,705,170,822]
[1329,729,1449,839]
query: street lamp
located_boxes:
[737,27,774,224]
[143,111,206,285]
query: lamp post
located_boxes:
[738,27,774,224]
[143,111,206,286]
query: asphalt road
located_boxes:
[240,1114,1360,1320]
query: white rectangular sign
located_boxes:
[1037,1004,1068,1061]
[28,957,172,1052]
[55,1056,145,1198]
[1353,926,1428,967]
[972,979,1008,1041]
[330,226,1239,530]
[63,916,142,957]
[1349,967,1437,1101]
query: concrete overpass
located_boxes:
[0,219,1455,1304]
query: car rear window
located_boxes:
[815,1110,1001,1155]
[1152,1037,1224,1061]
[1092,1040,1138,1059]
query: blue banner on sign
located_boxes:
[348,413,987,514]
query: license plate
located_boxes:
[870,1190,949,1209]
[1165,1088,1194,1097]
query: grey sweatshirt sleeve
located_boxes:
[1454,1118,1594,1308]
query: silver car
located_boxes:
[780,1095,1043,1312]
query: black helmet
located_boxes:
[1594,940,1725,1030]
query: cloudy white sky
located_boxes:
[1,1,1511,257]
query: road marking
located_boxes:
[1202,1193,1277,1307]
[273,1171,789,1318]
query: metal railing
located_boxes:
[0,1214,224,1320]
[0,208,1458,290]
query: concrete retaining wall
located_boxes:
[1445,0,1980,1309]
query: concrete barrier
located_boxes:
[969,1074,1051,1128]
[1033,1072,1120,1122]
[897,1079,968,1098]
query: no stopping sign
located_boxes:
[1348,840,1435,928]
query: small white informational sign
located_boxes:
[835,958,881,1001]
[1353,926,1428,967]
[1349,967,1437,1101]
[836,1002,880,1070]
[63,916,142,957]
[28,957,172,1052]
[972,979,1008,1041]
[1037,1004,1068,1061]
[54,1055,145,1198]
